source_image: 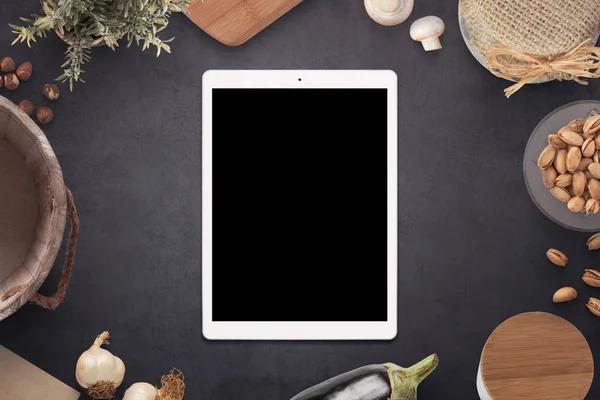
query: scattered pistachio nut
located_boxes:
[586,198,600,215]
[548,134,567,149]
[554,149,567,174]
[549,186,571,202]
[586,232,600,250]
[588,163,600,178]
[586,298,600,316]
[538,146,556,170]
[586,170,594,180]
[569,119,585,133]
[555,173,572,187]
[584,115,600,135]
[566,147,582,173]
[582,269,600,287]
[559,129,584,146]
[577,157,593,171]
[553,287,577,303]
[583,138,596,157]
[568,196,585,212]
[543,167,557,188]
[572,171,587,196]
[546,249,568,266]
[588,178,600,199]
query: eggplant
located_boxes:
[290,354,438,400]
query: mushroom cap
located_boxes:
[410,16,445,41]
[364,0,414,26]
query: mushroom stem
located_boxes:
[421,37,442,51]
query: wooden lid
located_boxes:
[481,312,593,400]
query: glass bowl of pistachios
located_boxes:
[524,100,600,231]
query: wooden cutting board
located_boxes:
[185,0,303,46]
[480,312,593,400]
[0,345,80,399]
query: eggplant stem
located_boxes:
[383,354,439,400]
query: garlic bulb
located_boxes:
[123,369,185,400]
[75,331,125,399]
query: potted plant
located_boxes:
[10,0,191,90]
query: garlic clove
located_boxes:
[410,16,446,51]
[364,0,414,26]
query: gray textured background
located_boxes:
[1,1,600,399]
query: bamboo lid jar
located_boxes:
[477,312,593,399]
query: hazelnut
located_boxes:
[17,100,35,116]
[16,62,32,81]
[0,57,16,73]
[4,73,19,90]
[36,107,53,124]
[42,84,60,101]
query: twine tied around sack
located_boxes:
[486,40,600,98]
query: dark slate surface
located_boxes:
[1,1,600,399]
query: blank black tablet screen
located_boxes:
[211,89,388,322]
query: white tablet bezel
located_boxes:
[202,70,398,340]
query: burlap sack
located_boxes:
[460,0,600,97]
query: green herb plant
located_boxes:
[11,0,191,90]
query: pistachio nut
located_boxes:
[554,173,572,187]
[537,146,557,170]
[553,287,577,303]
[568,196,585,212]
[546,249,568,266]
[566,146,582,173]
[582,138,596,157]
[550,186,571,202]
[584,115,600,135]
[582,269,600,287]
[586,170,594,180]
[588,178,600,200]
[595,150,600,163]
[588,163,600,178]
[559,128,584,146]
[585,198,599,214]
[586,232,600,250]
[568,185,576,197]
[569,119,585,133]
[586,297,600,316]
[595,136,600,149]
[542,167,557,188]
[573,171,586,196]
[548,134,567,149]
[554,149,567,174]
[583,132,596,141]
[577,157,593,171]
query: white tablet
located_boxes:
[202,70,397,340]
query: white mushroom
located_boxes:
[410,16,445,51]
[364,0,414,26]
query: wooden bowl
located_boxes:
[0,96,77,321]
[477,312,593,399]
